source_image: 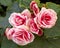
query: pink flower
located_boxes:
[5,25,34,45]
[26,18,43,36]
[21,9,31,18]
[30,1,39,16]
[37,7,57,28]
[9,12,27,27]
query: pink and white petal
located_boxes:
[34,17,40,29]
[5,28,15,40]
[21,9,31,18]
[37,28,43,36]
[30,1,39,16]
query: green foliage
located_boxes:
[1,36,18,48]
[0,6,3,12]
[0,0,60,48]
[46,2,60,13]
[0,0,12,6]
[18,0,31,8]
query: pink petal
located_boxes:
[30,1,39,16]
[5,28,15,40]
[21,9,31,18]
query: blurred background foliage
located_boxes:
[0,0,60,48]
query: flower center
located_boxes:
[41,14,51,25]
[15,15,25,26]
[44,15,51,21]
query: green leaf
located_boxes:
[0,6,3,12]
[0,28,5,36]
[0,14,11,29]
[1,36,18,48]
[38,3,44,8]
[7,1,23,12]
[18,0,31,9]
[0,0,12,6]
[18,36,60,48]
[43,2,60,38]
[46,2,60,13]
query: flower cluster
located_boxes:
[5,1,57,46]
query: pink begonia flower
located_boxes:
[26,18,43,36]
[5,25,34,45]
[37,7,57,28]
[21,9,31,18]
[30,1,39,16]
[9,12,27,27]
